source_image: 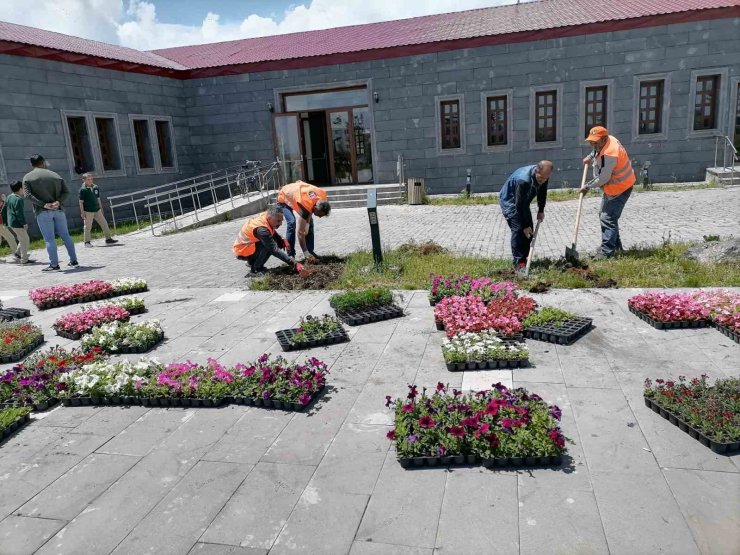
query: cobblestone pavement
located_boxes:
[0,187,737,289]
[0,287,738,554]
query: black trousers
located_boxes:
[237,242,272,271]
[506,217,531,266]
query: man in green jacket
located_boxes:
[4,181,34,264]
[22,154,78,272]
[0,191,18,258]
[79,173,117,247]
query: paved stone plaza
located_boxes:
[0,188,739,554]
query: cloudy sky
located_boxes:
[0,0,516,51]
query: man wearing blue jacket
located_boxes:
[498,160,553,270]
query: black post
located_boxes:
[367,188,383,266]
[465,168,472,197]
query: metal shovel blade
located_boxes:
[565,244,579,264]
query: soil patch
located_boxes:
[397,241,448,256]
[565,267,618,288]
[528,281,552,294]
[253,256,346,290]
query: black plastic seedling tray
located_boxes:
[445,358,529,371]
[336,304,404,326]
[275,328,349,351]
[0,336,44,364]
[1,399,58,412]
[398,453,562,469]
[712,322,739,344]
[524,317,593,345]
[0,308,31,322]
[628,305,709,330]
[93,333,164,354]
[644,396,739,455]
[0,412,31,443]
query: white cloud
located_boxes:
[0,0,516,51]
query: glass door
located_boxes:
[353,107,373,184]
[327,110,353,184]
[273,114,303,182]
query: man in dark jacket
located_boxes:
[22,154,78,271]
[498,160,553,269]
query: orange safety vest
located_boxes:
[277,181,327,214]
[232,212,275,257]
[598,136,636,196]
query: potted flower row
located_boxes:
[59,353,328,411]
[329,288,404,325]
[53,305,132,340]
[29,277,148,309]
[433,295,525,340]
[386,382,566,468]
[84,296,147,316]
[429,275,518,305]
[522,307,594,345]
[0,346,106,411]
[0,322,44,364]
[276,315,349,351]
[442,331,529,370]
[644,375,739,454]
[689,289,740,343]
[0,406,31,442]
[80,320,164,354]
[627,292,710,330]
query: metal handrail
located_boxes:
[108,160,286,237]
[713,136,738,186]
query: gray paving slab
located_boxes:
[187,545,268,555]
[558,353,621,390]
[350,542,433,555]
[97,408,195,457]
[271,490,369,555]
[34,405,103,428]
[18,453,140,520]
[200,462,315,549]
[355,453,446,549]
[309,450,387,496]
[0,515,66,555]
[111,461,252,555]
[70,406,150,437]
[662,468,740,555]
[434,468,518,554]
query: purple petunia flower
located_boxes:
[407,434,418,443]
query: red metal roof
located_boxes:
[152,0,740,70]
[0,0,737,79]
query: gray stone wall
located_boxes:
[0,55,192,233]
[185,16,740,194]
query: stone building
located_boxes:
[0,0,738,230]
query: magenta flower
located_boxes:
[419,415,436,428]
[549,405,562,421]
[401,403,414,413]
[447,426,466,438]
[386,429,396,441]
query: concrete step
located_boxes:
[705,166,740,186]
[329,196,404,209]
[326,191,405,202]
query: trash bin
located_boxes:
[407,178,425,205]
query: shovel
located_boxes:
[565,164,589,264]
[524,220,541,277]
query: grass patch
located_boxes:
[427,182,722,206]
[0,220,151,257]
[251,241,740,291]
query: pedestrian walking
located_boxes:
[0,191,19,260]
[4,181,33,264]
[79,173,118,247]
[22,154,78,272]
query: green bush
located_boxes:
[329,288,394,312]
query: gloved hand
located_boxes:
[283,238,291,250]
[296,262,305,274]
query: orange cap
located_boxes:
[585,126,608,142]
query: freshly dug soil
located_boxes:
[565,267,618,288]
[253,256,346,290]
[397,241,448,256]
[528,281,552,293]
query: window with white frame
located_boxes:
[129,115,178,173]
[61,111,125,177]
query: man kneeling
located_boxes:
[233,205,305,277]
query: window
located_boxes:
[66,116,95,173]
[440,100,461,149]
[435,95,465,154]
[486,95,507,146]
[585,86,608,136]
[639,80,664,134]
[535,90,557,143]
[95,117,122,172]
[693,75,719,131]
[129,115,177,173]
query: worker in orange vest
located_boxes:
[276,181,331,261]
[580,126,636,260]
[233,205,305,277]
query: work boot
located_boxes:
[68,260,79,267]
[84,242,93,247]
[105,238,118,244]
[42,265,61,272]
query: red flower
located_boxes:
[486,433,500,449]
[401,403,414,413]
[407,385,418,400]
[419,415,436,428]
[386,429,396,441]
[447,426,466,438]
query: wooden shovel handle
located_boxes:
[572,164,589,246]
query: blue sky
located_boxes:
[154,0,286,27]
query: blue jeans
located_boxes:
[599,187,632,257]
[37,210,77,267]
[279,203,314,256]
[505,217,531,266]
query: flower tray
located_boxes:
[0,412,31,443]
[229,384,326,412]
[98,333,164,354]
[62,396,225,408]
[126,306,147,316]
[336,304,404,326]
[275,328,349,352]
[55,316,132,341]
[524,317,593,345]
[643,396,739,455]
[398,453,562,469]
[0,308,31,322]
[628,305,709,330]
[712,322,739,344]
[0,335,45,364]
[1,399,58,412]
[445,358,529,371]
[35,286,148,310]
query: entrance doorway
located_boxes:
[272,87,374,185]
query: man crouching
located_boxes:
[233,205,305,277]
